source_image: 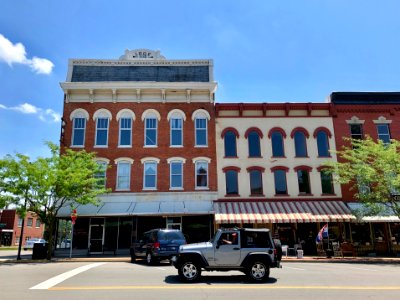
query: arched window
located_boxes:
[70,109,89,147]
[316,131,330,157]
[167,157,186,189]
[115,158,133,191]
[117,110,135,147]
[294,131,307,157]
[223,129,238,157]
[192,110,210,147]
[93,109,112,147]
[193,157,210,189]
[247,167,264,196]
[271,166,288,195]
[168,110,186,147]
[271,131,285,157]
[245,128,263,157]
[141,157,160,190]
[142,110,160,147]
[295,166,312,195]
[223,167,240,195]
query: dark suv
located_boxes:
[130,229,186,265]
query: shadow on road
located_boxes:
[164,274,278,285]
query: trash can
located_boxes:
[32,243,48,259]
[296,249,304,259]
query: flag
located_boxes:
[315,223,328,243]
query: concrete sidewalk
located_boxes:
[1,249,400,264]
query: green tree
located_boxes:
[0,142,109,259]
[324,137,400,218]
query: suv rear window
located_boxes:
[241,231,272,248]
[158,231,185,241]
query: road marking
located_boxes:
[283,266,306,271]
[345,266,376,271]
[49,285,400,291]
[30,263,106,290]
[156,267,167,271]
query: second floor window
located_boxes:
[117,161,131,190]
[249,170,263,195]
[95,161,107,188]
[350,124,363,140]
[274,170,288,195]
[170,161,183,189]
[297,170,311,194]
[225,170,239,195]
[72,117,86,146]
[170,118,183,146]
[119,118,132,146]
[145,118,157,146]
[27,218,33,227]
[18,218,23,227]
[35,219,41,228]
[144,162,157,189]
[195,161,208,188]
[95,118,109,146]
[376,124,391,144]
[320,171,334,194]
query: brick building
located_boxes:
[0,209,45,247]
[57,49,218,254]
[330,92,400,256]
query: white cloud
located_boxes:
[0,102,60,123]
[0,34,54,74]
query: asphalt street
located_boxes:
[1,259,400,300]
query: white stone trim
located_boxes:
[167,109,187,121]
[95,158,110,164]
[191,109,211,121]
[93,108,112,121]
[140,157,161,164]
[192,157,211,164]
[141,109,161,121]
[167,157,187,164]
[373,116,392,124]
[345,116,365,124]
[116,109,136,121]
[114,157,134,164]
[69,108,89,121]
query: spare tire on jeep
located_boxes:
[273,239,282,261]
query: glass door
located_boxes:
[89,218,104,253]
[166,217,182,230]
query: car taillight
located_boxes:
[154,242,160,249]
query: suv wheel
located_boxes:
[247,261,269,282]
[130,253,136,263]
[146,252,155,265]
[178,261,201,282]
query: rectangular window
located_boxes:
[320,171,334,194]
[196,161,208,188]
[249,170,263,195]
[170,118,183,146]
[95,118,109,146]
[27,218,33,227]
[297,170,311,194]
[145,118,157,146]
[117,162,131,190]
[376,124,391,144]
[144,162,157,189]
[170,161,183,189]
[72,118,86,146]
[119,118,132,146]
[274,170,288,195]
[195,118,207,146]
[18,218,23,227]
[35,219,41,228]
[350,124,363,140]
[225,170,239,195]
[95,161,107,188]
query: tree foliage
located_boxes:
[0,142,109,259]
[324,137,400,217]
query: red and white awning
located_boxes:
[214,201,356,224]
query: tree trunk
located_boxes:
[46,217,55,260]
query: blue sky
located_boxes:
[1,0,400,158]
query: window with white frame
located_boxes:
[144,161,157,189]
[145,117,157,146]
[18,218,23,227]
[72,117,86,147]
[95,160,107,188]
[119,117,132,146]
[116,161,131,190]
[170,161,183,189]
[35,219,41,228]
[170,118,183,146]
[376,124,391,144]
[195,161,208,188]
[94,110,111,147]
[27,218,33,227]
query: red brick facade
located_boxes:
[61,102,217,193]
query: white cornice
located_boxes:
[69,58,213,66]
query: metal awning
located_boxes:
[214,201,356,224]
[347,202,400,223]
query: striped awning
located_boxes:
[214,201,356,224]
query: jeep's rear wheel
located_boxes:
[146,252,157,265]
[247,261,269,282]
[178,261,201,282]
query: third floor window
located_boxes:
[95,118,109,146]
[376,124,391,144]
[145,117,158,146]
[119,118,132,147]
[170,118,183,146]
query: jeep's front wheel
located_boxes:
[247,261,269,282]
[178,261,201,282]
